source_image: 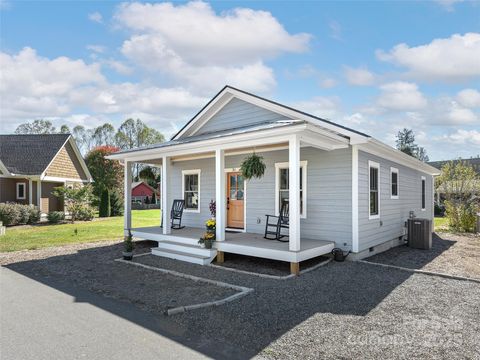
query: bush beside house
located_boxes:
[0,203,41,226]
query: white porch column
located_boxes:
[28,179,33,205]
[124,161,132,236]
[37,180,42,212]
[289,135,301,251]
[162,156,171,235]
[215,148,226,241]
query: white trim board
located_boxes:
[274,161,308,219]
[368,160,380,220]
[351,145,359,253]
[16,182,26,200]
[390,167,399,200]
[182,169,201,213]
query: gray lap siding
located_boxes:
[167,147,353,247]
[357,150,433,252]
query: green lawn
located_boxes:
[0,209,161,252]
[434,216,449,231]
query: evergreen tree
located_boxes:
[99,189,111,217]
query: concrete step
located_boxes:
[157,240,216,257]
[151,247,216,265]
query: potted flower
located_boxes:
[123,230,134,260]
[205,218,216,231]
[199,231,216,249]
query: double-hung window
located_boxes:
[421,176,426,211]
[275,161,307,218]
[16,182,26,200]
[182,169,201,212]
[390,167,399,199]
[369,161,380,219]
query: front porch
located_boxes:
[132,226,335,265]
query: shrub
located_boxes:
[0,203,20,226]
[27,206,41,224]
[110,191,124,216]
[70,204,95,221]
[99,189,111,218]
[434,203,445,217]
[17,204,31,224]
[445,201,478,232]
[47,211,65,224]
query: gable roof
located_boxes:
[0,134,92,180]
[132,181,159,193]
[172,85,370,141]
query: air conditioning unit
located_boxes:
[407,218,432,250]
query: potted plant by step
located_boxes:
[123,230,134,260]
[198,231,216,249]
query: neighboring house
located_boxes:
[131,181,160,204]
[108,86,439,273]
[0,134,92,214]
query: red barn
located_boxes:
[131,181,160,204]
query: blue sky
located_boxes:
[1,0,479,160]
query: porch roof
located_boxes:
[111,120,306,156]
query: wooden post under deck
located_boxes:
[216,251,224,263]
[290,262,300,275]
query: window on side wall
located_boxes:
[182,169,201,212]
[16,182,26,200]
[390,167,399,199]
[369,161,380,219]
[421,176,426,211]
[275,161,307,218]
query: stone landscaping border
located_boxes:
[115,256,254,315]
[209,257,332,279]
[358,259,480,284]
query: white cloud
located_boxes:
[290,96,340,119]
[457,88,480,108]
[329,20,342,41]
[88,11,103,23]
[319,78,337,88]
[376,33,480,82]
[436,129,480,146]
[0,47,208,136]
[376,81,428,111]
[446,102,478,124]
[434,0,464,12]
[114,1,310,93]
[104,59,133,75]
[86,44,106,54]
[344,66,375,86]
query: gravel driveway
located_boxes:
[2,238,479,359]
[366,232,480,279]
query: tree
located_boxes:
[115,118,165,177]
[437,160,479,232]
[139,166,158,188]
[52,184,95,222]
[59,124,71,134]
[15,119,57,134]
[99,189,111,218]
[144,195,150,204]
[110,191,124,216]
[151,191,156,204]
[395,128,429,162]
[85,146,124,200]
[93,123,115,147]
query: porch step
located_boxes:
[152,242,217,265]
[157,240,216,257]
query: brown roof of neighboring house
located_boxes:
[428,157,480,174]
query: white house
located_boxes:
[108,86,439,274]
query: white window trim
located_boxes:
[390,167,399,200]
[275,161,307,219]
[182,169,201,213]
[16,182,26,200]
[368,160,380,220]
[421,176,426,211]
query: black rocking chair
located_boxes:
[161,199,186,229]
[264,200,289,241]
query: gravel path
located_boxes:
[2,239,479,359]
[366,232,480,279]
[2,240,237,314]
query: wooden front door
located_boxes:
[227,172,245,229]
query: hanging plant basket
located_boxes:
[240,153,266,180]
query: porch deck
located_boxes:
[131,226,335,263]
